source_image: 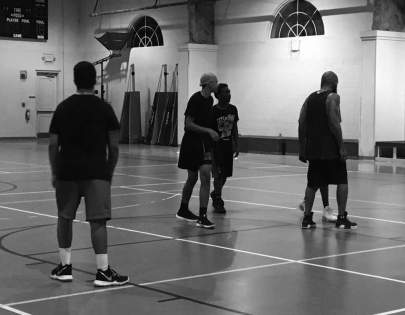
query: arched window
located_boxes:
[128,16,164,47]
[271,0,324,38]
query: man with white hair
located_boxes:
[176,73,219,229]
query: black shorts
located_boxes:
[307,159,348,188]
[212,140,234,177]
[55,180,111,221]
[178,133,212,171]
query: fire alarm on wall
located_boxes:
[20,70,27,80]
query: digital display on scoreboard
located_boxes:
[0,0,48,40]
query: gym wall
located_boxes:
[77,0,372,142]
[0,0,81,137]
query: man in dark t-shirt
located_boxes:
[177,73,219,229]
[298,71,357,230]
[48,61,128,286]
[211,83,239,214]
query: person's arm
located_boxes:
[48,133,58,188]
[185,116,219,141]
[107,130,120,181]
[232,121,239,158]
[326,93,345,159]
[298,98,308,162]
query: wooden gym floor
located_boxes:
[1,140,405,315]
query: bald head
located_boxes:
[321,71,338,92]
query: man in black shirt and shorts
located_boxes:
[48,61,129,286]
[298,71,357,229]
[211,83,239,213]
[177,73,219,229]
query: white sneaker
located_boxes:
[298,201,305,211]
[322,206,337,222]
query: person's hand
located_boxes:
[299,156,307,163]
[208,129,219,141]
[51,175,56,188]
[234,150,239,158]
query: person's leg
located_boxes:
[84,180,129,287]
[336,184,348,216]
[50,217,74,281]
[333,160,357,229]
[51,180,80,282]
[212,174,226,212]
[320,186,329,207]
[181,170,198,205]
[302,160,320,229]
[304,186,317,216]
[197,164,215,228]
[301,185,318,229]
[57,217,73,265]
[321,185,337,222]
[90,219,129,286]
[177,170,199,221]
[90,219,108,270]
[199,164,211,211]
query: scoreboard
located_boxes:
[0,0,48,40]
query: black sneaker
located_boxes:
[211,192,226,213]
[94,266,129,287]
[336,212,357,229]
[176,208,199,222]
[301,212,316,229]
[50,263,73,282]
[213,205,226,214]
[196,214,215,229]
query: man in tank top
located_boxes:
[298,71,357,229]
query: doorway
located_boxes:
[35,70,59,137]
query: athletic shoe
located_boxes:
[211,191,226,214]
[176,208,199,222]
[196,214,215,229]
[211,191,225,206]
[298,201,305,211]
[335,211,357,229]
[94,266,129,287]
[213,205,226,214]
[50,263,73,282]
[322,206,337,222]
[301,212,316,229]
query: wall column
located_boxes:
[360,30,405,157]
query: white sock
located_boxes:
[59,248,72,266]
[96,254,108,271]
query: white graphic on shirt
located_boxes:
[217,114,235,139]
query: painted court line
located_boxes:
[139,261,292,286]
[116,163,177,169]
[112,204,140,210]
[303,244,405,262]
[4,201,405,306]
[6,285,134,307]
[225,185,405,208]
[221,197,405,226]
[227,173,306,181]
[0,304,32,315]
[0,160,47,167]
[115,173,176,182]
[373,307,405,315]
[0,170,49,174]
[0,191,158,206]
